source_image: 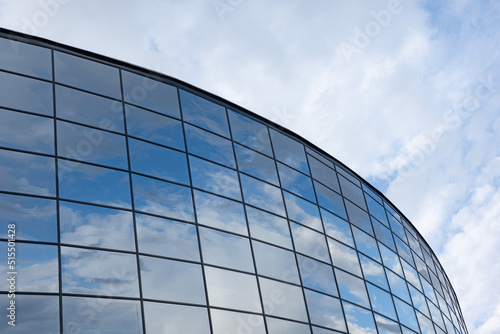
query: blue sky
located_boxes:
[1,0,499,332]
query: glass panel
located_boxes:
[122,70,180,118]
[284,191,322,231]
[190,156,241,200]
[379,242,403,276]
[270,129,309,174]
[321,208,354,247]
[180,89,229,137]
[61,246,139,297]
[335,269,370,308]
[308,155,340,193]
[132,174,194,221]
[395,237,415,268]
[0,242,58,292]
[374,314,402,334]
[0,294,59,333]
[54,51,121,99]
[291,222,330,263]
[211,309,266,334]
[0,193,57,242]
[388,214,407,242]
[394,298,419,332]
[401,260,422,291]
[57,120,128,169]
[306,147,334,167]
[235,143,278,185]
[338,175,366,210]
[59,162,130,209]
[297,254,338,296]
[194,190,247,234]
[428,300,446,330]
[60,201,135,251]
[359,254,389,290]
[0,71,53,115]
[185,124,235,167]
[336,166,361,186]
[305,289,346,332]
[136,213,199,261]
[200,227,254,272]
[328,238,362,276]
[409,285,430,317]
[266,317,311,334]
[0,37,52,79]
[345,200,373,236]
[367,283,397,320]
[246,206,292,249]
[386,271,411,304]
[352,227,381,262]
[63,296,143,334]
[0,149,55,196]
[144,302,209,334]
[56,85,124,132]
[259,277,308,322]
[228,110,272,156]
[140,256,205,304]
[278,162,315,202]
[241,174,286,217]
[125,104,185,150]
[365,194,389,227]
[205,266,261,312]
[0,108,54,154]
[314,181,347,220]
[372,218,396,251]
[129,138,189,185]
[362,184,383,205]
[253,240,299,284]
[416,312,436,334]
[342,301,377,334]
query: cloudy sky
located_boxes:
[1,0,499,332]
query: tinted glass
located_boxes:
[306,147,334,168]
[234,143,278,185]
[228,110,272,156]
[342,301,377,334]
[0,37,52,79]
[375,314,403,334]
[0,294,59,333]
[305,289,346,332]
[359,254,389,290]
[321,208,354,247]
[297,254,338,296]
[185,124,235,167]
[387,271,411,304]
[259,277,308,322]
[284,191,323,231]
[240,174,286,216]
[308,155,340,193]
[394,298,419,332]
[339,175,366,210]
[352,227,381,262]
[253,240,299,283]
[345,200,373,236]
[211,309,266,334]
[266,317,311,334]
[372,218,396,251]
[291,222,329,263]
[270,129,309,174]
[278,162,315,201]
[314,181,347,220]
[189,156,241,200]
[246,206,292,249]
[365,193,389,226]
[328,238,362,276]
[367,283,397,320]
[144,302,209,334]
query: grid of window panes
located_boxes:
[0,31,468,334]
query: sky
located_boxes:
[0,0,499,332]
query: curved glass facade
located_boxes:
[0,28,468,334]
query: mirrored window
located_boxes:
[306,147,334,166]
[291,222,330,263]
[185,124,235,168]
[200,227,254,272]
[180,89,229,137]
[270,129,309,174]
[0,294,59,333]
[421,277,438,305]
[359,254,388,291]
[136,213,199,261]
[125,104,185,150]
[246,206,292,249]
[194,190,247,235]
[0,37,52,79]
[386,271,411,304]
[266,317,311,334]
[338,175,366,210]
[0,71,53,115]
[367,283,397,320]
[205,266,261,312]
[140,256,205,304]
[365,193,389,227]
[414,254,430,283]
[144,302,209,334]
[395,237,415,268]
[321,208,354,247]
[388,214,407,242]
[297,255,337,297]
[56,85,125,132]
[234,143,278,185]
[314,181,347,220]
[379,242,403,276]
[228,110,272,156]
[63,297,143,334]
[278,163,315,202]
[0,193,56,242]
[132,174,194,221]
[409,285,430,318]
[129,138,189,185]
[305,289,346,332]
[345,200,373,236]
[394,298,419,332]
[240,174,286,217]
[336,166,361,186]
[0,108,54,154]
[61,246,139,297]
[401,260,422,291]
[60,201,135,251]
[0,149,55,196]
[54,51,121,99]
[211,309,266,334]
[122,70,180,118]
[352,227,381,262]
[190,156,241,200]
[328,238,361,276]
[374,314,402,334]
[57,120,128,169]
[284,191,322,231]
[416,312,436,334]
[59,162,131,209]
[428,301,445,331]
[259,277,308,322]
[308,155,340,193]
[342,301,377,334]
[253,240,299,283]
[372,218,396,251]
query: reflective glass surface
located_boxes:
[270,129,309,174]
[359,254,389,290]
[314,181,347,220]
[321,208,354,247]
[144,302,209,334]
[0,37,52,79]
[284,191,323,231]
[297,254,338,296]
[342,301,377,334]
[278,162,315,202]
[345,200,374,236]
[328,238,362,276]
[253,240,299,283]
[308,155,340,193]
[0,294,59,333]
[335,269,370,308]
[185,124,235,167]
[367,283,397,320]
[339,175,366,210]
[246,206,292,249]
[259,277,308,322]
[241,174,286,217]
[305,289,346,332]
[266,317,311,334]
[211,309,266,334]
[228,110,273,156]
[190,156,241,199]
[291,222,330,263]
[235,143,278,185]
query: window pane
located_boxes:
[352,227,381,262]
[305,289,346,332]
[375,314,402,334]
[0,193,57,242]
[0,294,59,333]
[211,309,266,334]
[345,200,373,236]
[54,51,121,99]
[291,223,329,263]
[235,143,278,185]
[129,138,189,185]
[122,70,180,118]
[372,218,396,251]
[60,201,135,251]
[0,37,52,79]
[395,237,415,268]
[259,277,308,322]
[0,108,54,154]
[306,147,334,168]
[342,301,377,334]
[57,120,128,169]
[270,129,309,174]
[140,256,205,304]
[0,149,55,196]
[194,190,247,235]
[359,254,388,291]
[144,302,209,334]
[297,255,338,297]
[367,283,397,320]
[339,175,366,210]
[228,110,272,156]
[136,213,199,261]
[185,124,235,167]
[253,240,299,284]
[409,285,430,318]
[205,266,261,312]
[278,163,315,202]
[401,260,422,291]
[335,269,370,308]
[328,238,362,276]
[190,156,241,200]
[246,206,292,249]
[416,312,436,334]
[241,174,285,216]
[61,246,139,297]
[308,155,340,193]
[180,89,229,137]
[379,242,403,276]
[125,104,185,150]
[59,162,131,209]
[394,298,419,332]
[284,191,322,231]
[365,193,389,227]
[200,227,254,272]
[314,181,347,220]
[321,208,354,247]
[266,317,311,334]
[387,271,411,304]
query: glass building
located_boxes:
[0,28,468,334]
